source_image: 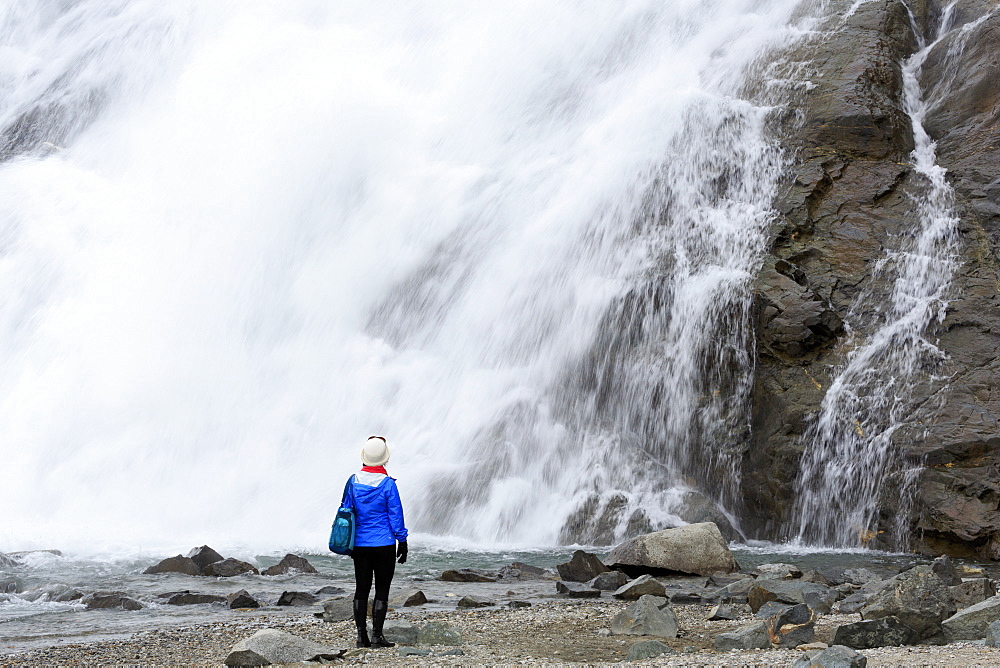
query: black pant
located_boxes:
[352,545,396,602]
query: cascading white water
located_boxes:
[792,2,976,549]
[1,0,832,556]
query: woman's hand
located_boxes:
[396,541,408,564]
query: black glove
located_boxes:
[396,541,408,564]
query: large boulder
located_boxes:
[204,558,259,577]
[942,595,1000,642]
[832,617,919,649]
[143,555,201,576]
[610,595,679,638]
[224,629,343,666]
[556,550,610,582]
[187,546,225,572]
[261,554,318,576]
[605,523,737,576]
[860,565,955,639]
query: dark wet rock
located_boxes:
[753,563,803,580]
[187,545,225,572]
[439,568,497,583]
[315,585,346,596]
[417,622,462,645]
[83,591,143,611]
[626,639,676,661]
[605,523,738,576]
[610,595,679,638]
[612,574,666,600]
[457,595,494,608]
[226,589,260,609]
[714,621,770,651]
[793,644,868,668]
[224,628,342,666]
[556,550,610,582]
[261,553,318,576]
[204,558,259,578]
[508,600,531,608]
[143,555,201,576]
[389,588,427,607]
[942,595,1000,642]
[951,578,996,610]
[317,598,352,622]
[708,603,747,621]
[748,580,837,614]
[166,592,226,605]
[590,570,629,591]
[860,565,955,639]
[276,591,318,606]
[666,589,703,604]
[931,555,961,586]
[383,619,419,645]
[497,562,551,581]
[555,581,600,598]
[832,616,919,649]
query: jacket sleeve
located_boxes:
[385,478,408,542]
[341,475,355,508]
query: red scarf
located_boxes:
[361,465,387,474]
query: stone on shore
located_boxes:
[837,592,869,614]
[626,639,676,660]
[753,563,802,580]
[389,588,427,607]
[166,592,226,605]
[143,555,201,576]
[204,558,259,577]
[417,622,463,645]
[384,620,419,645]
[860,565,954,639]
[276,591,318,606]
[439,568,498,582]
[832,617,919,649]
[457,595,494,608]
[315,586,346,596]
[590,571,629,591]
[942,595,1000,641]
[987,620,1000,647]
[801,568,847,586]
[951,579,996,611]
[605,523,738,576]
[497,562,551,581]
[83,591,143,610]
[227,590,260,609]
[317,598,352,622]
[714,621,770,651]
[556,550,610,582]
[613,574,666,600]
[261,554,318,576]
[224,628,343,666]
[748,580,837,614]
[793,644,867,668]
[187,546,225,572]
[610,595,679,638]
[773,620,815,648]
[707,603,745,621]
[706,576,755,603]
[556,581,601,598]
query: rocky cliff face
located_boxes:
[744,0,1000,557]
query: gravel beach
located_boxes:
[5,597,1000,666]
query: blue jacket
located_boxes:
[343,471,408,547]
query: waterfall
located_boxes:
[792,2,974,550]
[1,0,832,555]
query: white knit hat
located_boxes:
[361,436,390,466]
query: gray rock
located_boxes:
[318,598,353,622]
[860,565,955,639]
[204,558,259,577]
[166,592,226,605]
[227,589,260,609]
[605,523,738,576]
[315,585,346,596]
[773,620,815,649]
[626,639,676,661]
[556,550,610,582]
[837,592,870,614]
[987,620,1000,647]
[187,545,225,572]
[276,591,317,606]
[389,588,427,607]
[801,568,847,587]
[844,569,882,586]
[707,603,746,621]
[832,617,919,649]
[383,619,419,645]
[224,628,343,666]
[753,563,802,580]
[613,574,666,600]
[261,553,318,576]
[457,595,494,608]
[398,647,431,657]
[942,594,1000,642]
[610,595,680,638]
[497,562,551,581]
[555,581,600,598]
[714,621,770,651]
[951,579,996,611]
[143,555,201,576]
[417,622,462,645]
[508,600,531,608]
[792,644,867,668]
[707,576,755,603]
[748,580,836,614]
[755,601,794,619]
[439,568,497,583]
[769,603,812,628]
[931,555,962,586]
[590,570,629,591]
[83,591,143,611]
[0,553,21,569]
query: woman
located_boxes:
[344,436,408,648]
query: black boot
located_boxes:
[353,599,371,648]
[370,599,395,648]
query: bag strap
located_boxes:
[341,474,357,509]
